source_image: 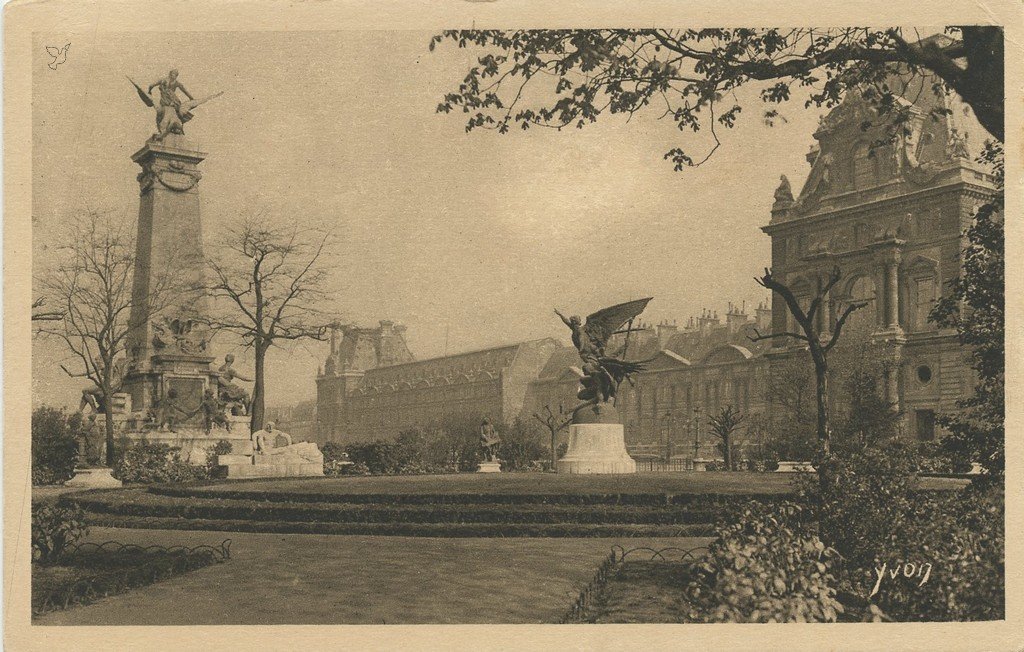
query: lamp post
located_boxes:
[662,411,674,462]
[692,406,702,461]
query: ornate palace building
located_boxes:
[763,70,996,444]
[315,320,561,444]
[316,65,993,456]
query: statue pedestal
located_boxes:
[477,461,501,473]
[556,423,636,475]
[65,467,122,488]
[219,444,325,479]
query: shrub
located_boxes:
[32,406,84,486]
[684,501,843,623]
[204,440,234,479]
[339,461,371,476]
[321,441,347,464]
[498,418,548,472]
[32,502,89,563]
[805,443,922,571]
[112,441,208,484]
[345,441,402,475]
[856,485,1004,622]
[803,443,1004,621]
[746,447,780,472]
[917,440,972,474]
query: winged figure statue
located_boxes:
[127,70,222,141]
[555,297,653,412]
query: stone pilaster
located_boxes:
[868,238,906,339]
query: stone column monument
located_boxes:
[115,71,253,458]
[553,299,650,474]
[119,71,226,423]
[120,132,217,421]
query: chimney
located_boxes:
[656,320,678,347]
[726,302,748,333]
[756,300,773,332]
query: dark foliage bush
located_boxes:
[344,440,403,474]
[916,440,972,474]
[32,406,84,486]
[339,461,371,475]
[320,441,354,476]
[204,440,234,479]
[32,502,89,563]
[684,501,843,622]
[803,443,1004,621]
[112,440,208,484]
[497,418,549,471]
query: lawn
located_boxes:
[34,527,712,625]
[585,560,697,623]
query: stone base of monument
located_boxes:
[557,403,636,474]
[557,423,636,474]
[65,467,122,488]
[477,461,502,473]
[219,451,324,479]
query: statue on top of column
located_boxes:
[128,69,223,142]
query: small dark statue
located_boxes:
[479,418,500,462]
[555,298,652,418]
[190,388,231,435]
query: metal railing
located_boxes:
[559,544,709,623]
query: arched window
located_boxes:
[853,222,870,246]
[841,274,877,335]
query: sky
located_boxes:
[31,30,823,410]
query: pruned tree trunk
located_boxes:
[752,266,865,494]
[103,397,116,467]
[251,343,268,433]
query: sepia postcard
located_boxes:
[4,1,1022,650]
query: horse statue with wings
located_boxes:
[555,298,653,418]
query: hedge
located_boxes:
[149,485,789,508]
[77,514,716,538]
[63,492,726,525]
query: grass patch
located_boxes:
[583,560,698,623]
[33,541,230,617]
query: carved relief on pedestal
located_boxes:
[136,158,203,194]
[151,315,210,356]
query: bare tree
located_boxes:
[708,405,745,471]
[533,403,571,470]
[206,213,334,432]
[35,211,185,465]
[750,265,865,478]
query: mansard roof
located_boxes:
[360,338,558,390]
[771,69,995,225]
